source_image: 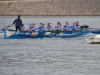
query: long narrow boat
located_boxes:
[91,30,100,34]
[3,28,89,39]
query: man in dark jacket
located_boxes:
[13,15,22,31]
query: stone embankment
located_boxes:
[0,0,100,16]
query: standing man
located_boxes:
[13,15,22,31]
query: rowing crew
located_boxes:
[21,22,80,32]
[12,15,81,31]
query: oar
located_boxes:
[90,28,100,30]
[1,24,13,30]
[4,24,13,29]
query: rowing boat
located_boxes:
[3,28,89,39]
[91,30,100,34]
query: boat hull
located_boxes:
[4,29,89,39]
[91,30,100,34]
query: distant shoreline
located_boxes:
[0,14,100,16]
[0,0,100,16]
[0,15,100,17]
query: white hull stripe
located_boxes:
[44,32,51,35]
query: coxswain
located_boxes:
[13,15,22,31]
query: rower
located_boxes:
[55,22,62,31]
[36,23,45,31]
[28,23,36,32]
[21,24,25,31]
[76,21,81,29]
[63,22,71,31]
[13,15,22,31]
[71,22,77,30]
[46,23,53,31]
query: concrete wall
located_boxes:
[0,0,100,16]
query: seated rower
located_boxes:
[63,22,71,31]
[71,22,77,30]
[76,21,81,29]
[55,22,62,31]
[46,23,53,31]
[36,23,45,31]
[28,23,36,32]
[21,24,25,31]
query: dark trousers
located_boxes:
[16,26,21,31]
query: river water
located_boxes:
[0,16,100,75]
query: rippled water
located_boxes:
[0,16,100,75]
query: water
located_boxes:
[0,16,100,75]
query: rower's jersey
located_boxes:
[13,18,22,27]
[29,26,35,30]
[76,24,80,28]
[47,26,52,29]
[71,25,77,30]
[21,26,25,30]
[63,25,71,29]
[37,26,45,31]
[55,26,62,29]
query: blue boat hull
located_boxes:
[4,29,89,39]
[91,30,100,34]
